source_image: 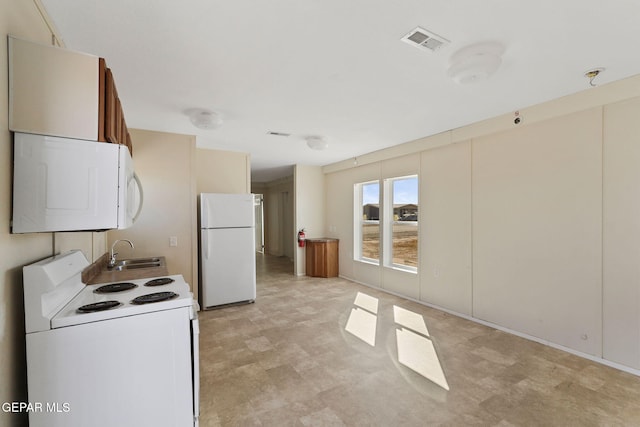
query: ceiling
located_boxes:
[39,0,640,182]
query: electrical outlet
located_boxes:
[169,236,178,247]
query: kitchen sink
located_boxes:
[110,257,163,270]
[116,257,161,266]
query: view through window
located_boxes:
[360,181,380,262]
[388,176,418,269]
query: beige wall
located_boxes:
[324,75,640,374]
[196,147,251,195]
[108,135,253,304]
[0,1,104,425]
[603,96,640,368]
[108,129,198,297]
[420,141,472,315]
[472,108,603,356]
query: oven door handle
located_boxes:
[191,313,200,425]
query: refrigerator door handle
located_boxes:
[203,231,209,260]
[202,198,209,229]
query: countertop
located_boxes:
[82,253,169,284]
[305,238,339,243]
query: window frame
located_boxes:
[354,180,381,265]
[383,175,419,273]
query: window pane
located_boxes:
[392,223,417,267]
[362,182,379,220]
[392,176,418,268]
[361,181,379,262]
[362,223,380,260]
[392,177,418,221]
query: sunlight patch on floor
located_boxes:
[354,291,379,314]
[344,292,379,346]
[393,306,449,391]
[393,305,429,336]
[345,307,377,346]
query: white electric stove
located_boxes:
[23,250,200,427]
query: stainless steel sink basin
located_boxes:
[110,257,163,270]
[116,257,161,266]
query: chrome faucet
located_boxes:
[108,239,134,268]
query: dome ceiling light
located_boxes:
[305,135,328,151]
[186,108,222,130]
[447,42,505,84]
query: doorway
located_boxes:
[254,194,264,253]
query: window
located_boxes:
[354,181,380,263]
[384,176,418,271]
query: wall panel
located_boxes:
[472,108,602,355]
[603,96,640,368]
[420,141,472,315]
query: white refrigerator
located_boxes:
[199,193,256,309]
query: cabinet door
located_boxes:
[126,132,133,156]
[8,36,99,140]
[306,240,339,277]
[325,240,339,277]
[98,58,107,142]
[120,110,127,148]
[104,68,121,144]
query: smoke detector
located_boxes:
[447,42,505,84]
[401,27,449,52]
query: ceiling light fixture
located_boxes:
[186,108,222,130]
[584,68,605,87]
[447,42,504,84]
[305,135,328,151]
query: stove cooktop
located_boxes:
[94,282,138,293]
[52,274,194,328]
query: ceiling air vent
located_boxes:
[267,131,291,137]
[401,27,449,52]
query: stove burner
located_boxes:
[94,282,138,293]
[131,291,178,305]
[77,300,122,313]
[144,277,175,287]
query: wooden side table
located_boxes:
[305,238,339,278]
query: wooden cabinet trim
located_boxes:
[98,58,106,142]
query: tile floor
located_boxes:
[198,254,640,426]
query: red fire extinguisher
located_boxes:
[297,229,306,247]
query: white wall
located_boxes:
[324,75,640,374]
[293,165,325,276]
